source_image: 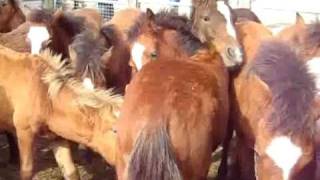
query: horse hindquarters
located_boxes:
[127,124,182,180]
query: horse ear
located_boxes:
[296,12,305,26]
[146,8,155,21]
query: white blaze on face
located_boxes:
[82,78,95,90]
[27,26,50,54]
[217,1,237,39]
[131,42,145,71]
[266,136,302,180]
[306,57,320,95]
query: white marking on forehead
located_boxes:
[131,42,145,71]
[82,78,95,90]
[216,1,237,39]
[266,136,302,180]
[27,26,50,55]
[306,57,320,95]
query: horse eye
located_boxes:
[203,16,210,22]
[150,52,157,59]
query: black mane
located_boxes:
[253,40,316,136]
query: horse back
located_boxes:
[117,59,229,179]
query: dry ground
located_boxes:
[0,134,221,180]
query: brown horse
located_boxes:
[0,0,25,33]
[0,44,122,180]
[229,39,318,180]
[115,9,230,180]
[191,0,243,69]
[0,22,30,52]
[216,20,273,179]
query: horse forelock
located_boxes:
[127,12,148,42]
[53,12,86,37]
[39,49,123,119]
[253,40,316,136]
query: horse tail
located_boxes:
[128,123,182,180]
[253,40,316,134]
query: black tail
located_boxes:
[128,124,182,180]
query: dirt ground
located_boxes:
[0,134,221,180]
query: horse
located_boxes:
[115,9,230,180]
[229,38,318,180]
[233,8,261,23]
[216,20,273,179]
[277,13,320,180]
[191,0,243,69]
[26,8,102,57]
[0,44,122,180]
[0,0,25,33]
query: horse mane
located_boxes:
[253,40,316,136]
[40,49,123,118]
[27,9,54,25]
[155,10,203,54]
[305,21,320,49]
[127,10,203,55]
[70,30,107,87]
[52,10,86,37]
[7,0,19,8]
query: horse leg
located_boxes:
[236,137,255,180]
[15,126,34,180]
[217,117,235,180]
[5,131,19,164]
[52,139,80,180]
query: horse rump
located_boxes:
[128,123,182,180]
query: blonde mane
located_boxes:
[40,49,123,119]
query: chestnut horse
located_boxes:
[191,0,243,69]
[0,45,122,180]
[0,0,25,33]
[115,9,230,180]
[230,39,318,180]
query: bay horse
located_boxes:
[0,0,25,33]
[230,39,318,180]
[0,44,122,180]
[115,9,230,180]
[191,0,243,69]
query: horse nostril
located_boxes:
[227,47,236,59]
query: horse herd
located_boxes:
[0,0,320,179]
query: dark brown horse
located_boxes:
[0,45,122,180]
[0,0,25,33]
[115,9,230,180]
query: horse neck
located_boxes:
[0,47,31,78]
